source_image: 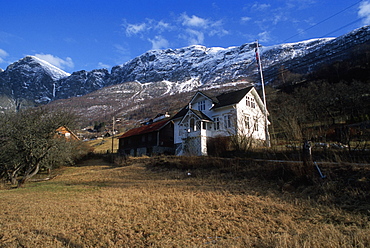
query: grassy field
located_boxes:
[85,136,119,154]
[0,157,369,247]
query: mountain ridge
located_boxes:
[0,25,369,112]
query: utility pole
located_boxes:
[111,116,115,153]
[255,40,271,147]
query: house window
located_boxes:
[246,97,251,107]
[224,115,232,128]
[142,135,146,142]
[245,116,250,129]
[198,100,205,111]
[213,117,220,130]
[190,118,195,132]
[247,96,256,108]
[251,98,256,108]
[254,118,259,131]
[148,133,152,142]
[196,121,201,131]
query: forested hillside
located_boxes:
[267,42,370,146]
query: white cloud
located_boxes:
[359,1,370,25]
[252,3,271,11]
[0,48,9,63]
[179,13,227,41]
[241,16,252,23]
[155,20,173,32]
[285,0,316,10]
[180,13,208,28]
[209,20,229,37]
[34,53,74,70]
[122,14,229,49]
[148,36,169,50]
[272,12,288,25]
[123,19,173,37]
[181,29,205,45]
[125,22,147,36]
[258,31,271,43]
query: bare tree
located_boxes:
[0,107,89,187]
[225,111,265,152]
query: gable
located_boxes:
[189,91,215,104]
[249,88,269,115]
[178,109,212,126]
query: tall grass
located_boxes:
[0,157,369,247]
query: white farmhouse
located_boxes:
[172,86,269,156]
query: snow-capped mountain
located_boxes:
[109,38,332,87]
[0,25,369,110]
[0,56,70,105]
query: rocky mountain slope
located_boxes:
[0,25,369,113]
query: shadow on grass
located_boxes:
[144,156,370,215]
[44,154,370,216]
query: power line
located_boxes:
[259,25,369,82]
[258,0,367,82]
[321,18,363,37]
[282,1,363,43]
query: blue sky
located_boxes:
[1,0,369,73]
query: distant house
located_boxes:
[172,86,269,156]
[56,126,80,140]
[118,117,174,156]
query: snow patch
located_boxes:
[25,56,70,80]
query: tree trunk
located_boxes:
[17,163,40,188]
[17,146,52,187]
[8,164,24,186]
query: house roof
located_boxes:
[171,105,189,120]
[190,109,213,121]
[177,108,213,125]
[117,119,170,139]
[171,86,262,121]
[211,86,253,109]
[56,126,80,140]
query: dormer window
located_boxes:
[198,100,206,111]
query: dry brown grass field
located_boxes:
[85,137,119,154]
[0,156,369,248]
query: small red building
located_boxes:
[118,119,174,156]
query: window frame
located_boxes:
[198,100,206,111]
[213,117,220,130]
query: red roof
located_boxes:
[118,120,170,139]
